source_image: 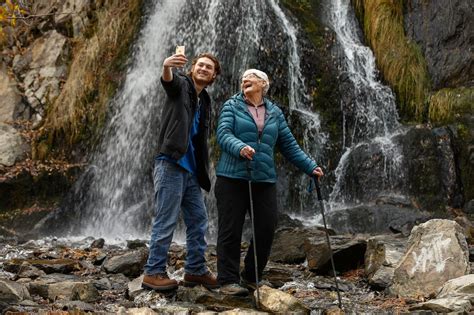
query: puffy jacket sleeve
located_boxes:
[160,70,183,97]
[217,100,247,158]
[276,109,318,175]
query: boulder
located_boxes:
[103,249,148,277]
[0,123,28,166]
[176,286,253,310]
[390,219,470,297]
[304,234,366,273]
[0,279,31,304]
[270,227,326,264]
[365,235,406,288]
[409,296,472,313]
[437,274,474,298]
[31,280,99,302]
[257,285,310,314]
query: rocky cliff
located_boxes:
[0,0,472,236]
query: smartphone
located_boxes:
[175,45,185,55]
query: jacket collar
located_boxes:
[232,92,276,113]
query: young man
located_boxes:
[142,52,221,291]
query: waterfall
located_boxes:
[76,0,186,240]
[69,0,319,242]
[327,0,406,208]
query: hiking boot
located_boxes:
[219,283,249,296]
[142,273,178,291]
[241,277,272,290]
[184,271,220,289]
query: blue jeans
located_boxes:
[144,159,209,275]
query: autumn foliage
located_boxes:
[0,0,27,43]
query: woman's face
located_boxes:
[241,73,266,97]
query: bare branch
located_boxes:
[5,12,81,20]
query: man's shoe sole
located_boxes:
[141,282,178,291]
[183,280,220,289]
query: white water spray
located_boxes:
[327,0,405,208]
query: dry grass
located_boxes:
[353,0,431,121]
[428,87,474,125]
[36,0,142,159]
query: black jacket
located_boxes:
[157,71,211,191]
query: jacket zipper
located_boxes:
[244,104,269,145]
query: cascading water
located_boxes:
[68,0,321,242]
[77,0,187,240]
[327,0,406,209]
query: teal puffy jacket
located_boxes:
[216,92,317,183]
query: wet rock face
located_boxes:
[326,203,430,235]
[393,125,464,213]
[403,0,474,88]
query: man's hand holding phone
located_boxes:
[163,45,187,69]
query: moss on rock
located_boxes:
[428,87,474,125]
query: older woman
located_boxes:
[215,69,323,295]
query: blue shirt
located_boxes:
[158,102,201,174]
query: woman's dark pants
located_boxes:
[215,176,278,285]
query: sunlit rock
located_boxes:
[437,274,474,298]
[257,285,310,314]
[409,296,472,313]
[123,307,158,315]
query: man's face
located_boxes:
[191,57,217,86]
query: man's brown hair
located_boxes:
[188,52,221,85]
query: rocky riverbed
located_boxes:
[1,218,473,314]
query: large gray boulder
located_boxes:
[390,219,469,297]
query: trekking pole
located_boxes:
[246,160,260,309]
[312,176,343,309]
